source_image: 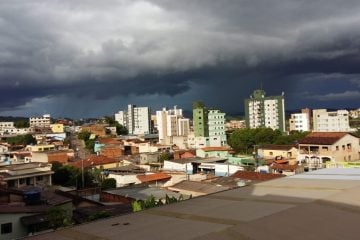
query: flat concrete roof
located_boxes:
[29,168,360,240]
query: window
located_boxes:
[269,152,273,156]
[336,146,339,151]
[1,223,12,234]
[36,176,44,181]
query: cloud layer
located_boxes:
[0,0,360,117]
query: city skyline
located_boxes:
[0,1,360,118]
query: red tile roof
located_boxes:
[201,147,230,152]
[231,171,285,181]
[260,144,297,150]
[98,138,123,145]
[274,159,289,164]
[298,132,349,145]
[136,173,171,183]
[69,155,118,168]
[271,163,298,171]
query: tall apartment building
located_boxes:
[312,109,352,132]
[156,106,190,145]
[208,109,227,146]
[29,114,51,128]
[193,102,208,137]
[192,102,227,147]
[289,112,311,132]
[115,105,151,135]
[244,90,285,132]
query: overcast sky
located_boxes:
[0,0,359,118]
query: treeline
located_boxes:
[52,162,116,189]
[228,128,308,154]
[5,134,36,145]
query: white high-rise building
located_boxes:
[178,118,190,136]
[313,109,353,132]
[208,109,227,146]
[289,113,310,132]
[156,106,190,145]
[245,90,286,132]
[29,114,51,128]
[115,105,151,135]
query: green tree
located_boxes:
[78,131,91,141]
[47,207,72,229]
[115,123,128,135]
[159,152,172,162]
[52,164,80,186]
[228,128,284,154]
[14,120,30,128]
[101,178,116,189]
[6,134,36,146]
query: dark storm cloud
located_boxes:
[0,0,360,116]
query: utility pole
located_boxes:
[81,158,84,189]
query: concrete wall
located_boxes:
[0,213,32,240]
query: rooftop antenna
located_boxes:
[260,81,263,91]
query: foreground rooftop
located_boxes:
[29,168,360,240]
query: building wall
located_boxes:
[196,149,229,158]
[245,90,285,132]
[27,144,55,152]
[259,147,298,159]
[81,125,107,137]
[215,164,244,176]
[193,105,208,137]
[0,122,14,128]
[50,124,64,133]
[116,105,150,135]
[167,115,178,137]
[163,161,193,174]
[157,107,190,144]
[156,110,167,141]
[29,114,51,128]
[208,110,227,146]
[187,134,210,149]
[178,119,190,136]
[115,111,127,126]
[313,109,352,132]
[0,213,33,240]
[289,113,310,132]
[108,174,141,187]
[298,134,360,163]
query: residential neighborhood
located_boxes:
[0,94,358,239]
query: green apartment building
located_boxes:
[192,101,227,146]
[244,89,285,132]
[193,101,208,137]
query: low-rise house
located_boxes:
[173,150,196,160]
[163,157,241,176]
[139,152,160,165]
[107,165,146,187]
[196,147,231,158]
[136,172,172,187]
[81,124,107,137]
[31,150,74,164]
[270,162,303,176]
[298,132,360,170]
[258,144,298,160]
[0,143,9,154]
[0,163,53,188]
[69,155,121,170]
[0,188,72,240]
[26,144,55,152]
[50,124,64,133]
